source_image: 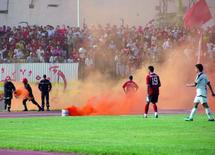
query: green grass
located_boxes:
[0,115,215,155]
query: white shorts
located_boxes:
[194,96,208,104]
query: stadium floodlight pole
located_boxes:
[77,0,80,27]
[197,31,203,64]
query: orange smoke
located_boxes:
[67,90,146,116]
[9,46,215,114]
[15,89,29,99]
[66,46,215,116]
[12,83,30,110]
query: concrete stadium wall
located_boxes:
[0,0,161,26]
[0,63,79,83]
[1,0,213,27]
[0,0,78,26]
[79,0,159,26]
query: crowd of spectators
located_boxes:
[0,23,215,78]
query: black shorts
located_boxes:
[147,95,159,103]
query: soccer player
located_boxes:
[122,75,139,95]
[22,78,42,111]
[144,66,161,118]
[38,74,52,111]
[185,64,215,121]
[3,77,16,112]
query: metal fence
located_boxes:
[0,63,79,83]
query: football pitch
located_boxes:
[0,114,215,155]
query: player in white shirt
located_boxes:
[185,64,215,121]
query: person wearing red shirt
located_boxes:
[122,75,139,96]
[144,66,161,118]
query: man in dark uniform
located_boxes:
[4,78,16,112]
[38,75,52,111]
[22,78,42,111]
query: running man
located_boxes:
[185,64,215,121]
[22,78,42,111]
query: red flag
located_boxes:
[184,0,212,27]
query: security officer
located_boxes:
[4,78,16,112]
[22,78,42,111]
[38,75,52,111]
